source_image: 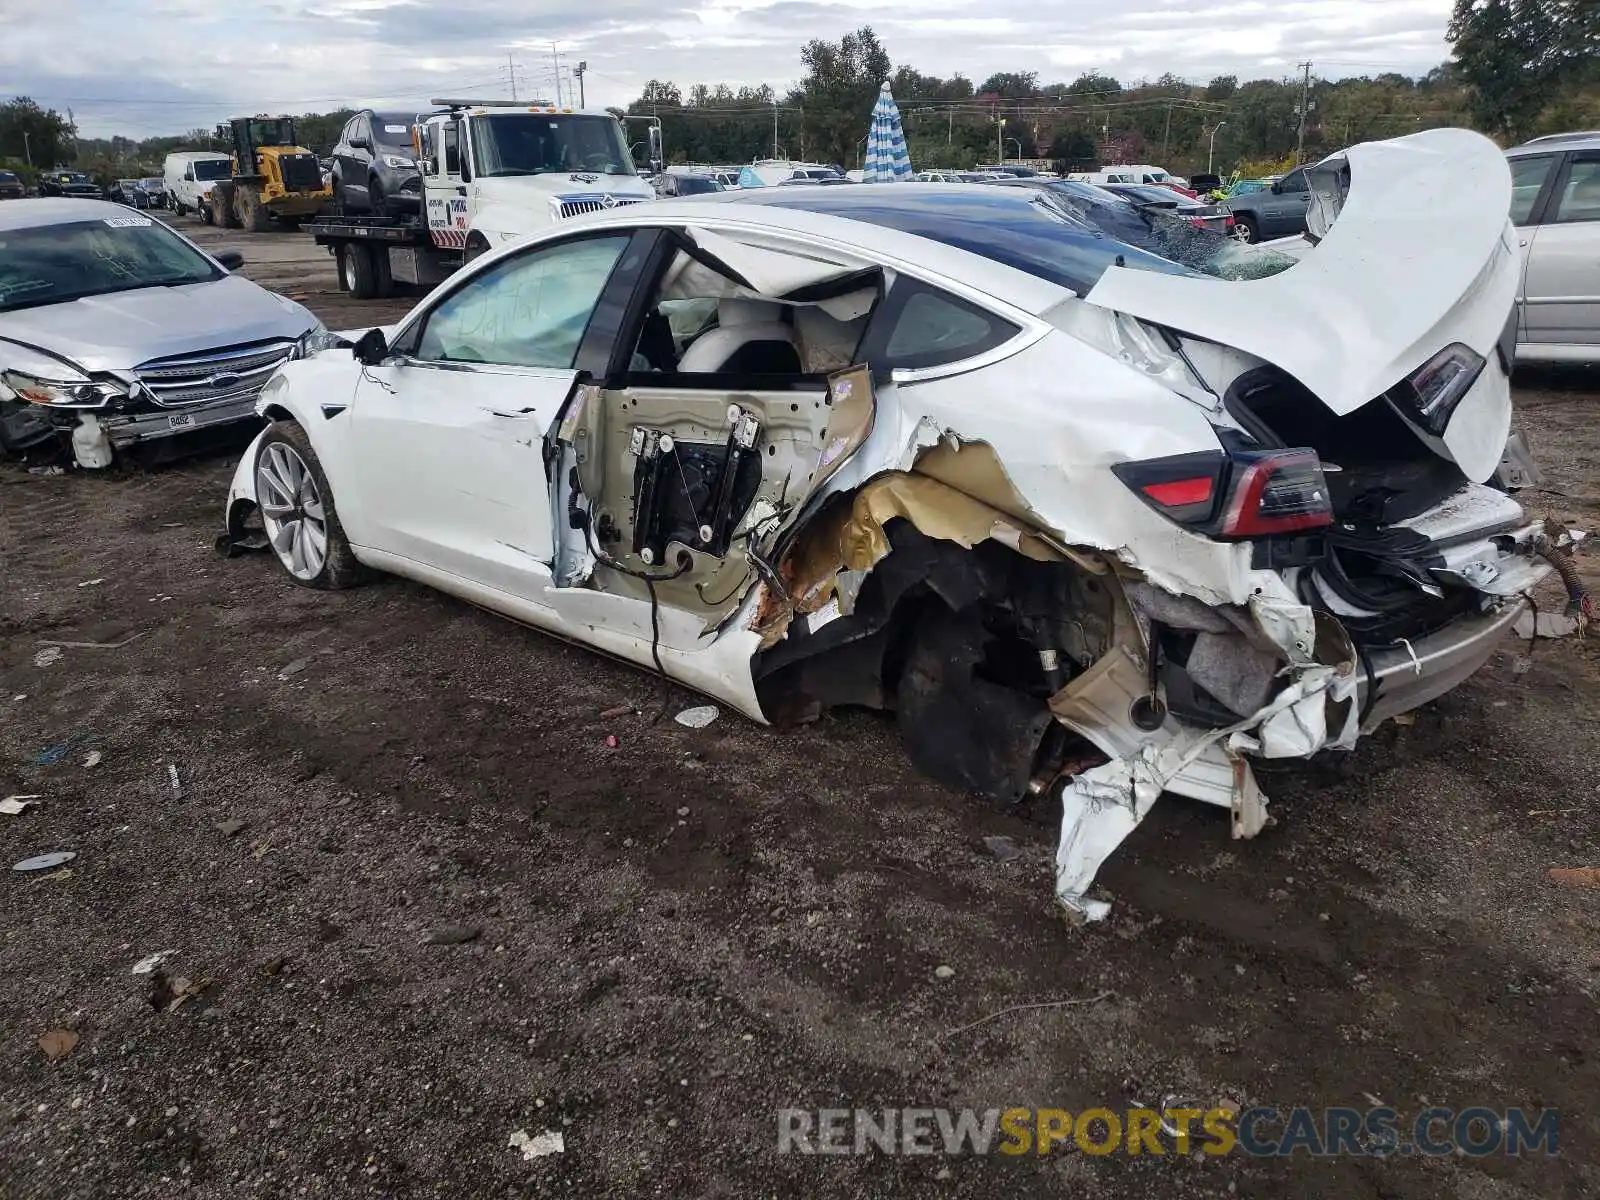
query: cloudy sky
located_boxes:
[3,0,1457,139]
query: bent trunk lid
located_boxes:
[1084,128,1517,482]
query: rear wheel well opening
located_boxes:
[752,518,1121,805]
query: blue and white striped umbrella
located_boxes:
[863,81,913,182]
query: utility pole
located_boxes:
[995,111,1003,167]
[947,107,953,145]
[1207,121,1228,174]
[507,51,517,101]
[575,61,587,108]
[1161,102,1173,159]
[1295,61,1312,164]
[551,42,562,105]
[773,100,779,159]
[22,130,31,167]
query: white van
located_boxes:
[1068,164,1187,187]
[163,152,232,216]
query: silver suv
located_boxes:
[1506,132,1600,363]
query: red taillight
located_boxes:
[1144,477,1214,507]
[1220,451,1332,537]
[1115,448,1332,540]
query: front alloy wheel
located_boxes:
[257,440,327,580]
[253,422,369,589]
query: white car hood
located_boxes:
[1085,128,1517,478]
[471,174,654,238]
[0,274,318,375]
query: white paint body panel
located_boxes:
[224,132,1567,920]
[1085,128,1518,481]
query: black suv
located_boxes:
[331,110,422,214]
[39,170,101,199]
[652,172,725,197]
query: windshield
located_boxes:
[0,216,222,314]
[1032,183,1292,281]
[247,119,295,147]
[0,172,18,183]
[192,159,232,181]
[675,175,722,194]
[141,178,163,188]
[55,173,91,185]
[373,115,416,149]
[1118,185,1186,206]
[470,113,635,178]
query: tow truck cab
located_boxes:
[415,99,659,257]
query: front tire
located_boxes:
[1233,213,1260,243]
[238,185,272,232]
[255,421,368,590]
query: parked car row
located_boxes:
[108,177,169,209]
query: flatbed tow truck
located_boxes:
[303,98,663,300]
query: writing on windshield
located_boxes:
[470,114,635,178]
[0,219,220,313]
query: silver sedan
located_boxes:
[0,198,320,466]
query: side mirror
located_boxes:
[1269,181,1284,194]
[351,137,371,151]
[214,249,245,271]
[353,327,389,366]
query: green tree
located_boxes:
[791,25,892,168]
[1065,73,1122,97]
[0,97,76,169]
[978,71,1039,98]
[1449,0,1600,137]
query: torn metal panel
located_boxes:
[750,468,1080,648]
[804,365,878,501]
[683,226,865,298]
[1048,597,1358,919]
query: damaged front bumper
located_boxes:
[29,392,265,468]
[93,392,264,447]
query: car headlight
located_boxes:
[290,327,352,361]
[382,154,416,170]
[0,368,125,409]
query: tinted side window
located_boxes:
[864,279,1020,371]
[1551,153,1600,223]
[1509,154,1558,225]
[1279,170,1308,193]
[442,122,461,174]
[415,235,629,368]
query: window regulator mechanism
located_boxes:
[628,403,762,566]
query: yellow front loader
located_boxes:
[207,116,333,231]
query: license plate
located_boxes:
[167,413,197,431]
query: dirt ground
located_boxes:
[2,212,1597,1199]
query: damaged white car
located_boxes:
[221,128,1588,918]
